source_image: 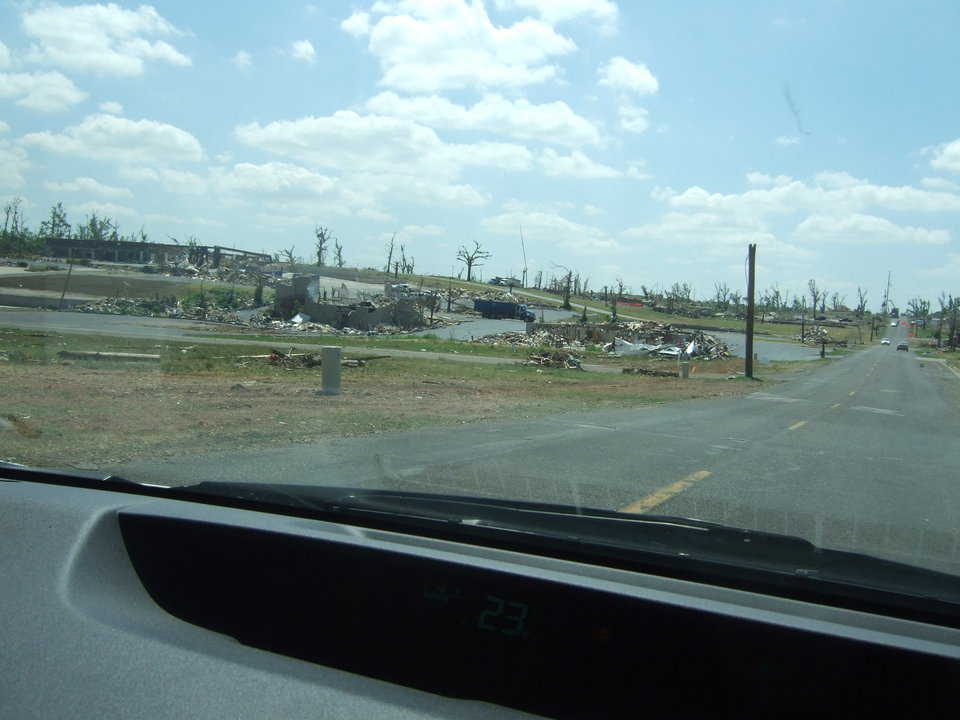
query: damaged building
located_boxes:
[273,274,423,330]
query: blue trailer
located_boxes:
[474,299,536,322]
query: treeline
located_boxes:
[1,196,152,257]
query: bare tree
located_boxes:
[281,245,297,266]
[907,297,930,328]
[533,269,543,289]
[456,240,491,282]
[616,278,626,299]
[856,287,868,317]
[808,279,821,315]
[820,288,828,314]
[314,225,334,266]
[384,233,396,274]
[333,240,344,268]
[714,281,730,310]
[831,292,845,311]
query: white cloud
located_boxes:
[235,111,531,181]
[143,213,226,228]
[212,162,335,198]
[921,177,960,192]
[98,100,123,115]
[21,3,190,77]
[0,121,9,134]
[494,0,619,33]
[22,113,204,166]
[658,175,960,216]
[776,135,800,146]
[539,148,621,178]
[118,166,207,194]
[0,71,87,112]
[45,177,133,198]
[597,57,658,95]
[622,211,812,262]
[0,41,10,69]
[745,171,792,187]
[394,223,445,239]
[291,40,316,63]
[341,12,372,36]
[349,0,576,92]
[232,50,252,69]
[0,141,29,188]
[794,214,950,246]
[67,200,138,218]
[483,210,618,253]
[930,138,960,173]
[366,91,601,147]
[583,203,603,216]
[626,164,651,180]
[618,104,649,133]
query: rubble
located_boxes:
[75,296,255,324]
[522,350,584,370]
[603,323,729,360]
[622,367,679,377]
[796,326,847,346]
[473,330,583,349]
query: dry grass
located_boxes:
[1,328,773,469]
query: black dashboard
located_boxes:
[3,476,960,718]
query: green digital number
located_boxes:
[477,594,528,637]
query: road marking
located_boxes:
[788,420,808,431]
[850,406,903,417]
[574,423,615,431]
[831,403,841,408]
[618,470,712,514]
[747,393,804,403]
[849,391,856,396]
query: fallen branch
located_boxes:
[56,350,160,361]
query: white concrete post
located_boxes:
[322,346,342,395]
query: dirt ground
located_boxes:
[1,358,762,470]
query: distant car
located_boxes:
[897,342,909,351]
[891,321,898,327]
[881,338,891,345]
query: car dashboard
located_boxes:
[2,475,960,718]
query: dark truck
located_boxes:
[474,299,536,322]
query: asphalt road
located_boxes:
[113,320,960,575]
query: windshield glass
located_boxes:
[3,0,960,580]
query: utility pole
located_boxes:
[519,224,528,289]
[57,248,74,312]
[882,271,891,316]
[745,243,757,378]
[801,298,806,342]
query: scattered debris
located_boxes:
[56,350,160,361]
[523,350,584,370]
[796,326,848,346]
[622,367,679,377]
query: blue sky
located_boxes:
[2,0,960,309]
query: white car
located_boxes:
[880,338,891,345]
[891,321,898,327]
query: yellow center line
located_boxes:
[849,391,856,396]
[831,403,841,408]
[788,420,807,431]
[619,470,712,514]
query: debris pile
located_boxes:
[523,350,584,370]
[622,367,679,377]
[603,323,729,360]
[797,326,848,346]
[76,297,252,323]
[473,330,582,349]
[250,315,458,336]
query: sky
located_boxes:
[2,0,960,310]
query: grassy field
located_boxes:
[0,327,795,469]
